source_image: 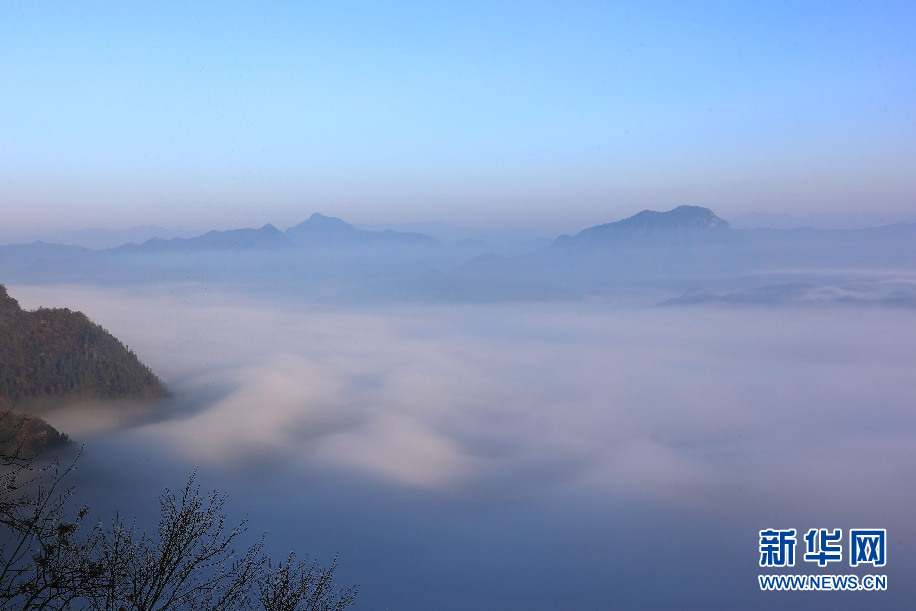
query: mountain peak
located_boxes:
[285,214,360,243]
[558,205,730,248]
[617,205,729,231]
[289,213,357,233]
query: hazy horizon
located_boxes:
[5,206,916,253]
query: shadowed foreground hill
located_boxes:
[0,405,69,457]
[0,284,168,453]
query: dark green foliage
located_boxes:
[0,284,168,408]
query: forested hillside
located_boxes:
[0,403,69,456]
[0,283,167,412]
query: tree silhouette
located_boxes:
[0,430,357,610]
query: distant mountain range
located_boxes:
[13,208,912,250]
[44,225,188,250]
[729,211,916,230]
[111,213,436,253]
[396,205,916,303]
[117,223,290,253]
[1,207,914,305]
[287,213,436,247]
[554,205,729,248]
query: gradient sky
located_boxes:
[2,1,914,236]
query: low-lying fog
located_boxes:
[12,284,916,609]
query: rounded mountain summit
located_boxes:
[555,205,730,248]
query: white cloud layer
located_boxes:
[13,284,916,609]
[16,286,916,510]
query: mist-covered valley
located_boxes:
[3,206,915,608]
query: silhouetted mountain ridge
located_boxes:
[397,205,916,303]
[113,214,437,253]
[287,213,357,236]
[2,206,915,305]
[119,223,290,253]
[286,213,437,247]
[555,205,730,248]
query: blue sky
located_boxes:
[2,1,914,235]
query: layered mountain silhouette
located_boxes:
[554,205,730,248]
[118,223,289,252]
[0,213,445,291]
[286,213,436,247]
[392,205,916,303]
[113,213,436,253]
[1,207,914,305]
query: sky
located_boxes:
[2,1,915,236]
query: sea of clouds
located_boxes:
[11,284,916,609]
